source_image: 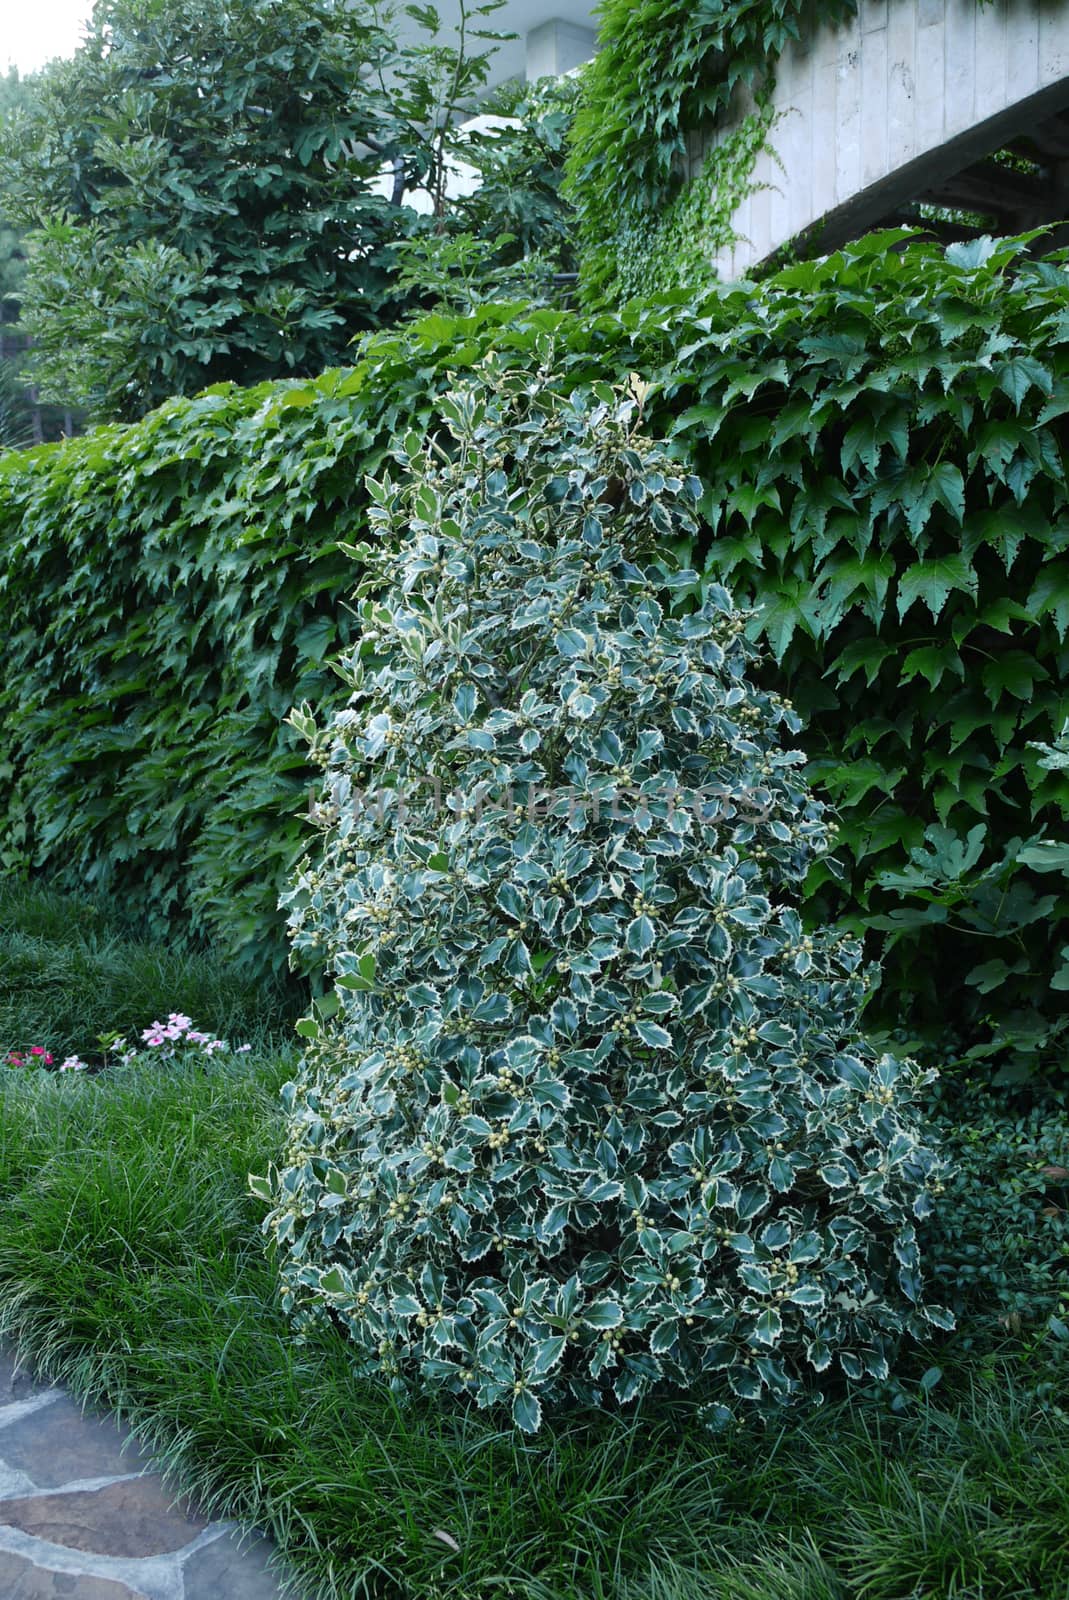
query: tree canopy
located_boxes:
[0,0,498,419]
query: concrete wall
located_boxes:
[384,2,596,88]
[687,0,1069,278]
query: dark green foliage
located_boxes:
[0,360,34,453]
[457,78,580,273]
[0,0,435,419]
[0,68,36,451]
[563,0,857,302]
[0,306,622,976]
[265,371,948,1430]
[391,79,580,316]
[928,1085,1069,1354]
[2,233,1066,1073]
[0,380,358,973]
[656,233,1069,1083]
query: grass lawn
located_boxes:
[0,881,1067,1600]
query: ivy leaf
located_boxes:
[899,644,964,691]
[831,638,897,687]
[896,556,978,620]
[1028,563,1069,641]
[929,463,965,524]
[750,584,809,660]
[996,356,1052,411]
[981,652,1047,705]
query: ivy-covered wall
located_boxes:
[565,0,1023,302]
[0,306,624,974]
[563,0,857,302]
[1,234,1065,1086]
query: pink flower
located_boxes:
[167,1013,193,1031]
[187,1031,208,1044]
[6,1054,23,1067]
[59,1056,88,1072]
[30,1046,46,1057]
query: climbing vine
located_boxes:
[614,96,777,300]
[564,0,853,302]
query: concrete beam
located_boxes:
[525,18,596,80]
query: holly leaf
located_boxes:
[635,1019,673,1050]
[512,1387,542,1433]
[751,1308,783,1347]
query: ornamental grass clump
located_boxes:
[261,365,951,1430]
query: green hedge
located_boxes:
[2,235,1067,1083]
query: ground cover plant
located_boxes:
[0,879,288,1063]
[0,887,1066,1600]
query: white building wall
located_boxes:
[688,0,1069,278]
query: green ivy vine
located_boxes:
[564,0,858,304]
[614,95,778,300]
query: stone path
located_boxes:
[0,1347,301,1599]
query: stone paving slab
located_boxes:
[0,1347,301,1600]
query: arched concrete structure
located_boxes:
[687,0,1069,278]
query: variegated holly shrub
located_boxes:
[260,365,951,1431]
